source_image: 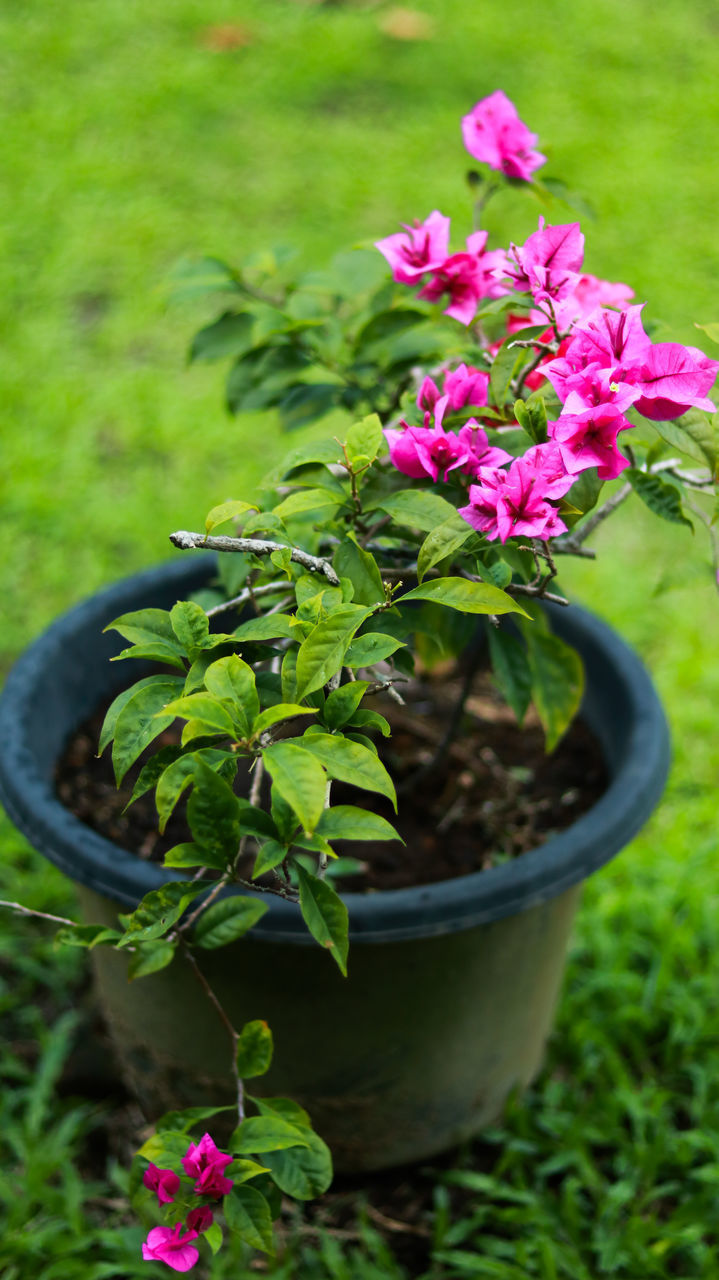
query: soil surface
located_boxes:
[55,665,607,890]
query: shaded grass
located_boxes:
[2,0,719,1275]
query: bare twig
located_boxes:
[206,580,288,618]
[555,481,633,553]
[182,943,244,1123]
[0,899,80,928]
[170,531,340,586]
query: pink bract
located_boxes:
[181,1133,234,1200]
[461,90,546,181]
[143,1163,181,1206]
[632,343,719,420]
[457,421,512,475]
[443,363,491,411]
[458,447,571,543]
[419,231,508,325]
[374,211,450,285]
[507,219,585,308]
[186,1205,214,1233]
[549,407,633,480]
[142,1224,199,1273]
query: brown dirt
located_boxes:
[55,666,607,890]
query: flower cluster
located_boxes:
[377,91,719,544]
[141,1133,233,1272]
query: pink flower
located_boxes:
[375,211,450,285]
[385,420,470,482]
[458,447,571,543]
[461,90,546,182]
[419,231,508,325]
[181,1133,234,1200]
[549,407,632,480]
[632,343,719,420]
[143,1163,181,1206]
[507,220,585,308]
[141,1224,199,1273]
[457,421,512,475]
[559,362,641,417]
[560,273,634,326]
[417,375,442,412]
[443,363,491,411]
[563,303,651,372]
[186,1205,214,1233]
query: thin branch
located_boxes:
[206,581,288,618]
[555,481,633,553]
[0,899,80,928]
[170,531,340,586]
[182,943,244,1124]
[507,582,569,606]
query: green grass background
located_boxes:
[2,1,719,1275]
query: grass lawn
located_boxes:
[2,1,719,1275]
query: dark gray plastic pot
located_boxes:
[0,558,670,1172]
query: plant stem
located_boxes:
[206,580,288,618]
[182,943,245,1124]
[555,481,633,552]
[170,531,340,585]
[0,899,81,928]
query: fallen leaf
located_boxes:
[378,7,434,39]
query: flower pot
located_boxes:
[0,558,670,1173]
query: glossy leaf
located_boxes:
[98,675,184,757]
[161,692,237,739]
[187,759,243,863]
[205,499,259,533]
[190,311,255,362]
[233,1115,310,1155]
[296,864,349,975]
[347,707,391,737]
[417,513,475,582]
[235,1020,273,1078]
[526,630,585,751]
[344,631,405,667]
[127,938,177,980]
[252,839,288,878]
[488,626,532,726]
[233,614,296,642]
[628,469,693,528]
[375,488,456,532]
[317,805,401,843]
[252,703,315,736]
[273,487,343,521]
[117,882,202,946]
[103,608,184,654]
[111,678,185,785]
[399,577,528,617]
[300,732,396,808]
[334,538,385,606]
[322,681,370,730]
[224,1184,275,1255]
[193,896,268,949]
[262,740,327,834]
[204,654,260,735]
[260,1128,333,1200]
[295,606,372,699]
[344,413,386,465]
[54,924,121,949]
[155,749,234,832]
[170,600,209,656]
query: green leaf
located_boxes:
[205,1222,223,1254]
[193,896,268,949]
[347,708,391,737]
[262,741,327,834]
[252,839,288,878]
[205,654,260,735]
[170,601,209,656]
[301,732,396,808]
[104,608,184,654]
[163,842,209,869]
[487,626,532,725]
[190,311,255,362]
[112,678,186,785]
[224,1184,275,1254]
[489,335,532,407]
[233,614,296,642]
[281,439,345,473]
[295,605,372,699]
[137,1129,194,1163]
[205,500,259,534]
[273,487,342,521]
[228,1158,273,1184]
[526,630,585,751]
[155,1103,235,1133]
[253,1096,311,1128]
[514,392,548,444]
[628,469,693,528]
[127,938,177,980]
[118,882,202,945]
[233,1115,310,1155]
[398,577,529,617]
[296,864,349,975]
[322,681,370,730]
[235,1020,273,1078]
[354,308,427,349]
[279,383,342,431]
[417,514,475,582]
[156,749,234,832]
[344,413,386,465]
[344,632,405,667]
[376,488,457,532]
[54,924,121,949]
[334,537,385,606]
[98,675,181,757]
[161,692,237,739]
[252,703,316,736]
[564,470,604,521]
[187,759,242,862]
[652,409,718,473]
[317,805,401,843]
[125,744,184,809]
[112,641,187,670]
[260,1128,333,1200]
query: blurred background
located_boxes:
[2,1,719,1274]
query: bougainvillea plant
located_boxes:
[5,92,719,1271]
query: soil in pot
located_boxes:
[55,662,607,891]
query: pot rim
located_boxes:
[0,557,670,943]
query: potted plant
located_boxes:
[1,90,716,1272]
